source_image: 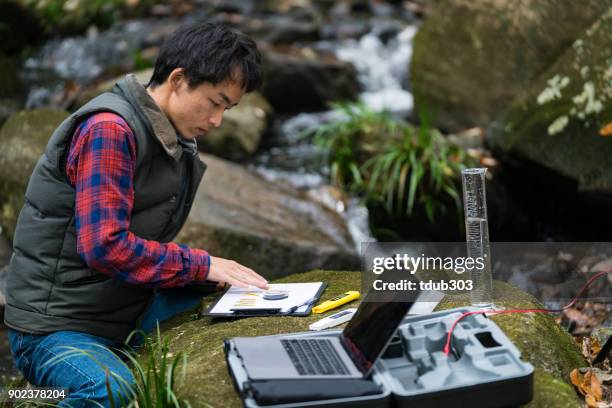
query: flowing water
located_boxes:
[249,21,419,248]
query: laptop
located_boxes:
[232,285,419,379]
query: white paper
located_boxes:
[208,282,325,315]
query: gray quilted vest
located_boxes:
[4,74,206,342]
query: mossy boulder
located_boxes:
[0,1,42,55]
[410,0,612,131]
[196,92,273,161]
[487,7,612,198]
[176,154,359,280]
[0,53,27,126]
[155,272,585,407]
[73,68,154,110]
[435,280,585,407]
[0,233,10,308]
[154,270,360,408]
[0,109,70,241]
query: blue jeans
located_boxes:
[7,286,204,407]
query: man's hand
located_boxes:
[207,256,269,290]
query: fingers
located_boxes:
[208,256,269,290]
[232,264,269,290]
[225,276,251,289]
[236,264,269,289]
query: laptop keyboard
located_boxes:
[281,339,350,375]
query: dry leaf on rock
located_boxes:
[572,367,604,404]
[572,368,585,395]
[592,372,603,401]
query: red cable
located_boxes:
[442,269,612,356]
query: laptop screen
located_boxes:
[341,286,417,375]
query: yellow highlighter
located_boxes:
[312,291,360,314]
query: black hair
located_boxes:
[148,22,262,92]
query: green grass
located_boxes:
[3,324,193,407]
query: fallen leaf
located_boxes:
[592,372,603,401]
[600,122,612,137]
[571,368,584,394]
[592,338,603,359]
[584,369,593,393]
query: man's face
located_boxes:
[164,73,245,139]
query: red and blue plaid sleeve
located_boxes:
[66,112,210,288]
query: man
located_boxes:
[5,22,268,407]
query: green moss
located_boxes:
[410,0,611,131]
[151,272,584,407]
[0,109,70,241]
[487,7,612,195]
[149,270,360,407]
[529,370,582,408]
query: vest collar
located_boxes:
[116,74,196,161]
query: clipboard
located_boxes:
[202,282,327,317]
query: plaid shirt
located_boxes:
[66,112,210,288]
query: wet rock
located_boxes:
[321,19,371,40]
[0,266,6,309]
[487,8,612,199]
[243,15,321,45]
[0,0,42,55]
[207,0,256,15]
[24,29,135,85]
[73,68,154,110]
[197,92,273,161]
[0,54,26,126]
[261,47,360,112]
[22,18,180,109]
[410,0,611,131]
[0,232,10,266]
[0,109,70,241]
[0,234,11,308]
[436,281,585,407]
[176,154,360,279]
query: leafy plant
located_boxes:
[364,109,471,222]
[0,376,29,408]
[23,0,120,35]
[310,101,402,191]
[21,0,165,36]
[311,102,474,223]
[33,324,192,407]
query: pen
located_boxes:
[312,291,360,314]
[283,297,319,314]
